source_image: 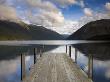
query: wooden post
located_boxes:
[75,48,77,63]
[66,45,67,53]
[21,53,26,81]
[34,48,37,64]
[69,46,71,57]
[88,54,93,79]
[40,49,42,57]
[42,45,45,52]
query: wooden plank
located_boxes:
[25,53,92,82]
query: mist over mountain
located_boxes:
[68,19,110,40]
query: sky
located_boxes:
[0,0,110,34]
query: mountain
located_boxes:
[0,20,31,40]
[0,20,64,40]
[62,34,69,39]
[68,19,110,40]
[28,25,64,40]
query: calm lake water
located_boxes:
[0,41,109,82]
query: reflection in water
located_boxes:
[0,55,35,82]
[73,43,110,60]
[0,45,58,61]
[0,45,59,82]
[93,60,110,82]
[73,43,110,82]
[0,57,21,82]
[0,43,110,82]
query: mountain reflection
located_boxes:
[0,45,58,61]
[73,43,110,60]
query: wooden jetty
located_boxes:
[23,53,92,82]
[21,52,92,82]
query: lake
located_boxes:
[0,40,109,82]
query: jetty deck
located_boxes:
[24,53,92,82]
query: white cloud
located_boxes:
[26,0,59,13]
[0,0,84,30]
[27,11,64,27]
[0,0,64,26]
[0,0,21,22]
[105,2,110,11]
[23,0,85,30]
[46,20,79,34]
[77,0,85,8]
[84,8,93,16]
[21,0,65,27]
[0,0,109,35]
[51,0,77,7]
[80,0,85,8]
[24,0,110,34]
[43,12,64,26]
[0,5,19,21]
[79,12,110,28]
[49,0,85,8]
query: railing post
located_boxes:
[75,48,77,63]
[69,46,71,57]
[21,53,26,81]
[66,45,67,53]
[34,48,37,64]
[88,54,93,79]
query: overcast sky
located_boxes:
[0,0,110,34]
